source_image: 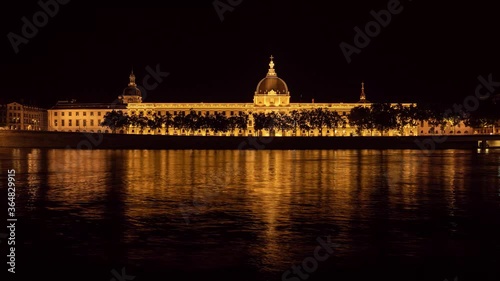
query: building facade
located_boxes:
[47,56,485,136]
[1,102,48,130]
[48,100,126,133]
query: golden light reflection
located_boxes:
[2,148,498,270]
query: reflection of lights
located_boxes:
[477,148,489,154]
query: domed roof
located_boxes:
[255,56,289,95]
[122,71,142,96]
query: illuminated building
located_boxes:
[47,56,478,136]
[2,102,47,130]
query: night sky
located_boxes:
[2,0,500,109]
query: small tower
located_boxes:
[119,69,142,104]
[359,81,369,103]
[267,55,277,77]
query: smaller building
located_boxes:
[4,102,48,130]
[48,100,126,133]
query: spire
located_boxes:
[128,69,136,87]
[267,55,277,77]
[359,81,368,102]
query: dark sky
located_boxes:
[2,0,500,108]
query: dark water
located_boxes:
[1,149,499,281]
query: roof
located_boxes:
[50,102,126,110]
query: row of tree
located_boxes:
[101,102,499,135]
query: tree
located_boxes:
[149,113,164,134]
[299,110,313,136]
[200,111,214,135]
[252,112,267,136]
[101,110,128,133]
[370,103,397,136]
[185,110,201,134]
[348,106,372,135]
[277,112,293,136]
[394,103,419,136]
[173,111,186,134]
[162,111,174,135]
[310,108,331,136]
[289,110,301,135]
[235,111,249,135]
[212,112,229,134]
[327,110,343,136]
[264,112,279,136]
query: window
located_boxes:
[9,113,12,117]
[230,111,234,116]
[69,120,72,126]
[76,112,79,116]
[98,112,101,116]
[54,120,58,126]
[174,111,177,115]
[62,112,65,116]
[61,120,65,126]
[198,111,201,115]
[83,120,87,127]
[90,120,94,126]
[54,112,58,116]
[76,120,80,126]
[90,112,94,116]
[69,112,72,116]
[83,112,86,116]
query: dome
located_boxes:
[256,77,289,95]
[123,85,142,96]
[255,56,289,95]
[122,71,142,97]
